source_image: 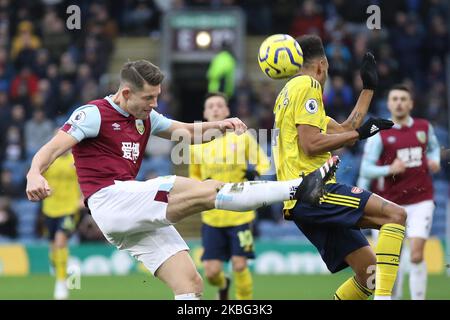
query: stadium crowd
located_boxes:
[0,0,448,243]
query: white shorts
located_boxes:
[371,200,435,240]
[88,176,189,275]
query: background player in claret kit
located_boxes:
[360,85,441,300]
[42,148,80,300]
[25,59,338,300]
[272,35,407,300]
[190,92,271,300]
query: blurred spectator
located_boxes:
[10,20,41,68]
[290,0,325,38]
[56,79,77,116]
[0,89,10,128]
[325,75,354,119]
[391,14,424,86]
[10,66,39,105]
[0,169,23,198]
[24,109,55,157]
[32,48,50,79]
[3,104,26,161]
[425,14,448,65]
[0,197,17,239]
[59,52,78,81]
[0,47,13,92]
[41,7,71,62]
[122,0,159,36]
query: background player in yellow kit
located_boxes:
[42,149,80,300]
[190,92,271,300]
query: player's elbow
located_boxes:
[301,140,321,157]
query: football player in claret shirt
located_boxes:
[25,60,338,300]
[190,92,271,300]
[360,84,441,299]
[272,35,406,300]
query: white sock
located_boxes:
[174,292,202,300]
[374,295,391,300]
[410,261,427,300]
[215,179,302,211]
[392,248,407,300]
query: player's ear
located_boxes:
[122,87,131,100]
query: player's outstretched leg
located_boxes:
[357,194,407,300]
[166,156,340,223]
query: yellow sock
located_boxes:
[334,276,373,300]
[54,247,69,281]
[233,268,253,300]
[208,270,226,289]
[375,223,405,298]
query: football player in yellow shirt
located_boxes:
[190,92,271,299]
[42,150,80,299]
[272,35,406,300]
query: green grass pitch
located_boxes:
[1,273,450,300]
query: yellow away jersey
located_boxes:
[190,132,271,227]
[272,75,333,210]
[43,152,80,217]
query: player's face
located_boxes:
[387,89,413,119]
[203,96,230,122]
[125,83,161,119]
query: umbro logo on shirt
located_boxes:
[112,123,121,131]
[370,124,379,134]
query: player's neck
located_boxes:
[392,115,410,127]
[298,69,323,89]
[111,91,130,114]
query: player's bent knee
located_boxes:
[232,258,247,272]
[175,271,203,295]
[385,205,407,226]
[393,207,407,226]
[204,267,221,281]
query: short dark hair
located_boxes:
[120,60,164,90]
[204,91,228,104]
[389,84,411,94]
[296,35,326,65]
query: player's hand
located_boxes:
[26,174,52,202]
[389,158,406,175]
[243,168,260,181]
[219,117,247,135]
[356,117,394,140]
[360,52,378,90]
[427,159,440,174]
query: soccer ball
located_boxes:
[257,34,303,79]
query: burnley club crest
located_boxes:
[416,131,426,144]
[135,119,145,135]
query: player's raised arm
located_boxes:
[327,52,378,134]
[26,131,78,201]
